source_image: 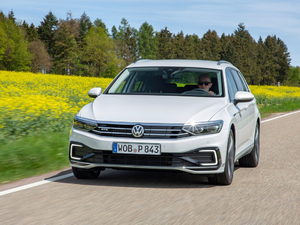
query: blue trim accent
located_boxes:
[113,143,117,153]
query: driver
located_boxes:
[198,74,215,95]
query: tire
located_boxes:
[208,129,235,185]
[239,123,260,167]
[72,167,101,179]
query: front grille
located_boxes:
[91,123,189,139]
[103,152,173,167]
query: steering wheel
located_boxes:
[182,88,210,96]
[191,88,209,93]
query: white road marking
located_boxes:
[0,173,73,196]
[1,110,300,197]
[261,110,300,123]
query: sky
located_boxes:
[1,0,300,66]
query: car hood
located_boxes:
[83,95,226,124]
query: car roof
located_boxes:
[127,59,237,70]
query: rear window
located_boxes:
[106,67,224,97]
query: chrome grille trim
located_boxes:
[90,122,189,139]
[98,126,130,131]
[92,130,132,135]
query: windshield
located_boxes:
[107,67,224,97]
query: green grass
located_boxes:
[1,101,300,185]
[258,99,300,118]
[0,131,70,184]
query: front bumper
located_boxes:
[69,127,229,174]
[69,142,223,175]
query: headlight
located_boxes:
[182,120,223,135]
[73,115,97,131]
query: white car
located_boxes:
[69,60,260,185]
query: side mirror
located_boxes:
[234,91,254,105]
[88,87,102,98]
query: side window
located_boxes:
[225,68,238,102]
[230,69,246,91]
[238,71,250,92]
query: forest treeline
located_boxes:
[0,10,299,85]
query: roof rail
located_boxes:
[133,59,152,64]
[217,60,232,65]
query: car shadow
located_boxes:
[45,166,241,189]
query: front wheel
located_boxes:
[208,129,235,185]
[72,167,101,179]
[239,123,260,167]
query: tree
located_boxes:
[201,30,221,61]
[79,12,92,44]
[0,21,7,62]
[113,18,138,65]
[275,38,291,83]
[0,13,31,71]
[37,11,58,59]
[137,22,157,59]
[172,31,185,59]
[288,66,300,86]
[28,39,51,73]
[8,10,16,23]
[111,25,118,40]
[232,23,257,83]
[81,26,123,77]
[191,34,202,59]
[260,35,291,85]
[255,36,266,85]
[184,34,196,59]
[171,31,196,59]
[94,18,109,35]
[220,33,235,63]
[156,27,174,59]
[263,35,278,85]
[124,26,139,62]
[52,13,80,75]
[22,21,39,42]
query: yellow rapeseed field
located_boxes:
[250,85,300,104]
[0,71,112,141]
[1,70,300,142]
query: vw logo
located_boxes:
[132,124,144,138]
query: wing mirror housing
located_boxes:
[234,91,254,105]
[88,87,102,98]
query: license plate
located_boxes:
[113,143,161,155]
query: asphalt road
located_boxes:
[1,111,300,225]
